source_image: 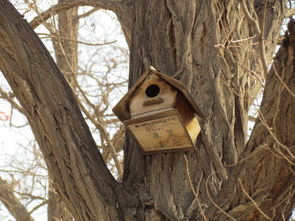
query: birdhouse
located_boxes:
[113,67,204,153]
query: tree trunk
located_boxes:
[53,0,78,85]
[48,175,73,221]
[123,0,288,220]
[0,0,294,220]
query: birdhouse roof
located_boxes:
[113,67,205,121]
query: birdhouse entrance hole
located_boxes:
[145,84,160,98]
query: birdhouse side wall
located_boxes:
[175,94,201,143]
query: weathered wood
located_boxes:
[124,109,196,152]
[114,67,202,152]
[129,74,177,117]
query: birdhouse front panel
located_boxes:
[129,73,177,118]
[124,109,194,152]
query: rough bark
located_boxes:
[0,0,294,221]
[47,3,78,220]
[204,19,295,221]
[123,0,288,220]
[48,178,73,221]
[0,177,35,221]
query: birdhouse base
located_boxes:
[123,109,198,153]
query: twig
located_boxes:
[241,0,268,78]
[225,144,267,167]
[38,33,117,46]
[258,111,295,163]
[77,7,99,20]
[273,64,295,98]
[29,200,48,214]
[205,173,236,221]
[238,178,271,220]
[237,61,264,87]
[286,8,295,18]
[0,88,23,114]
[184,154,208,221]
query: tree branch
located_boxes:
[0,1,122,220]
[241,0,268,78]
[28,0,133,46]
[0,177,35,221]
[286,8,295,18]
[30,0,128,29]
[0,87,24,114]
[206,19,295,220]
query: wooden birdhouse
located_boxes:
[113,67,204,153]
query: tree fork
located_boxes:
[0,0,292,220]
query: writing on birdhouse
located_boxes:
[113,67,204,153]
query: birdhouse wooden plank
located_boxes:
[113,67,204,153]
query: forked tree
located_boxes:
[0,0,294,220]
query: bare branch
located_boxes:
[0,177,35,221]
[241,0,268,78]
[38,33,117,47]
[286,8,295,17]
[0,87,23,114]
[238,179,271,220]
[29,0,131,29]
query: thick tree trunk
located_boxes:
[48,175,73,221]
[123,1,287,220]
[0,0,293,221]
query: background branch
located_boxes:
[0,177,35,221]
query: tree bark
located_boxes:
[204,19,295,221]
[123,0,287,220]
[53,0,78,85]
[0,177,35,221]
[48,178,73,221]
[47,3,78,220]
[0,0,294,220]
